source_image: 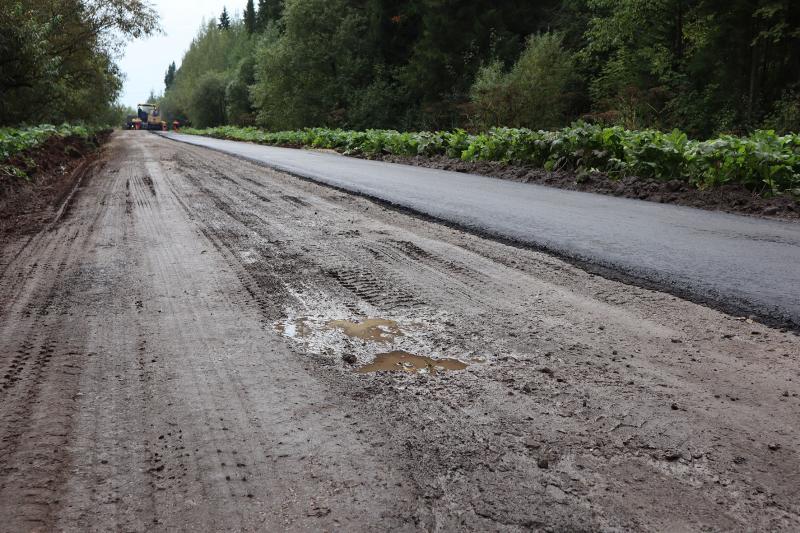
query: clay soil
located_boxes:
[371,153,800,220]
[1,131,798,531]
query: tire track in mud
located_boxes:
[0,137,158,531]
[0,205,106,529]
[47,133,420,530]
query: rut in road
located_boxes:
[0,131,799,531]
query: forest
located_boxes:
[1,0,798,138]
[157,0,800,138]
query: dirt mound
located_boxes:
[0,131,110,236]
[373,154,800,220]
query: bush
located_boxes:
[470,33,576,130]
[762,88,800,135]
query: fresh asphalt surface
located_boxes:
[161,132,800,327]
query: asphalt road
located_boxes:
[162,132,800,326]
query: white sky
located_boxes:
[118,0,238,108]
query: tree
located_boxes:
[244,0,256,34]
[162,0,800,135]
[582,0,800,134]
[226,55,257,124]
[256,0,269,30]
[0,0,160,126]
[218,7,231,29]
[164,61,177,90]
[470,33,577,129]
[256,0,284,31]
[252,0,371,129]
[191,73,227,127]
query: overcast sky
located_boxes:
[118,0,237,108]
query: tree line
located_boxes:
[159,0,800,137]
[0,0,159,127]
[4,1,796,136]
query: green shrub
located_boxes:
[0,124,96,162]
[1,124,100,180]
[470,33,576,130]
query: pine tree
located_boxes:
[256,0,270,30]
[256,0,284,31]
[244,0,256,34]
[218,7,231,29]
[164,61,176,90]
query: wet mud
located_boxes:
[327,318,403,343]
[357,351,468,373]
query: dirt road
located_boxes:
[1,131,798,531]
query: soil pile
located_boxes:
[0,131,110,236]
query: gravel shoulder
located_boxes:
[1,131,798,531]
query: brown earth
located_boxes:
[369,153,800,220]
[1,130,799,531]
[0,132,110,238]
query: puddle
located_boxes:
[358,351,468,374]
[327,318,403,343]
[275,317,312,338]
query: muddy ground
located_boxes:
[370,153,800,220]
[1,130,798,531]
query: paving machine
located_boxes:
[136,103,167,130]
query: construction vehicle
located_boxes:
[136,103,167,131]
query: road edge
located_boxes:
[155,131,799,332]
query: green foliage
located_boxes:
[470,33,577,129]
[0,0,159,126]
[160,19,253,126]
[244,0,257,34]
[190,74,228,128]
[762,88,800,135]
[182,124,800,195]
[346,72,404,130]
[0,124,99,179]
[580,0,800,135]
[251,0,371,130]
[162,0,800,136]
[226,56,258,126]
[219,7,231,29]
[257,0,284,31]
[164,62,177,90]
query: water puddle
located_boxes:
[358,351,468,374]
[327,318,403,343]
[275,317,312,338]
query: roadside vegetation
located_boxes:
[159,1,800,139]
[0,125,105,180]
[0,1,157,127]
[183,125,800,196]
[1,1,154,196]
